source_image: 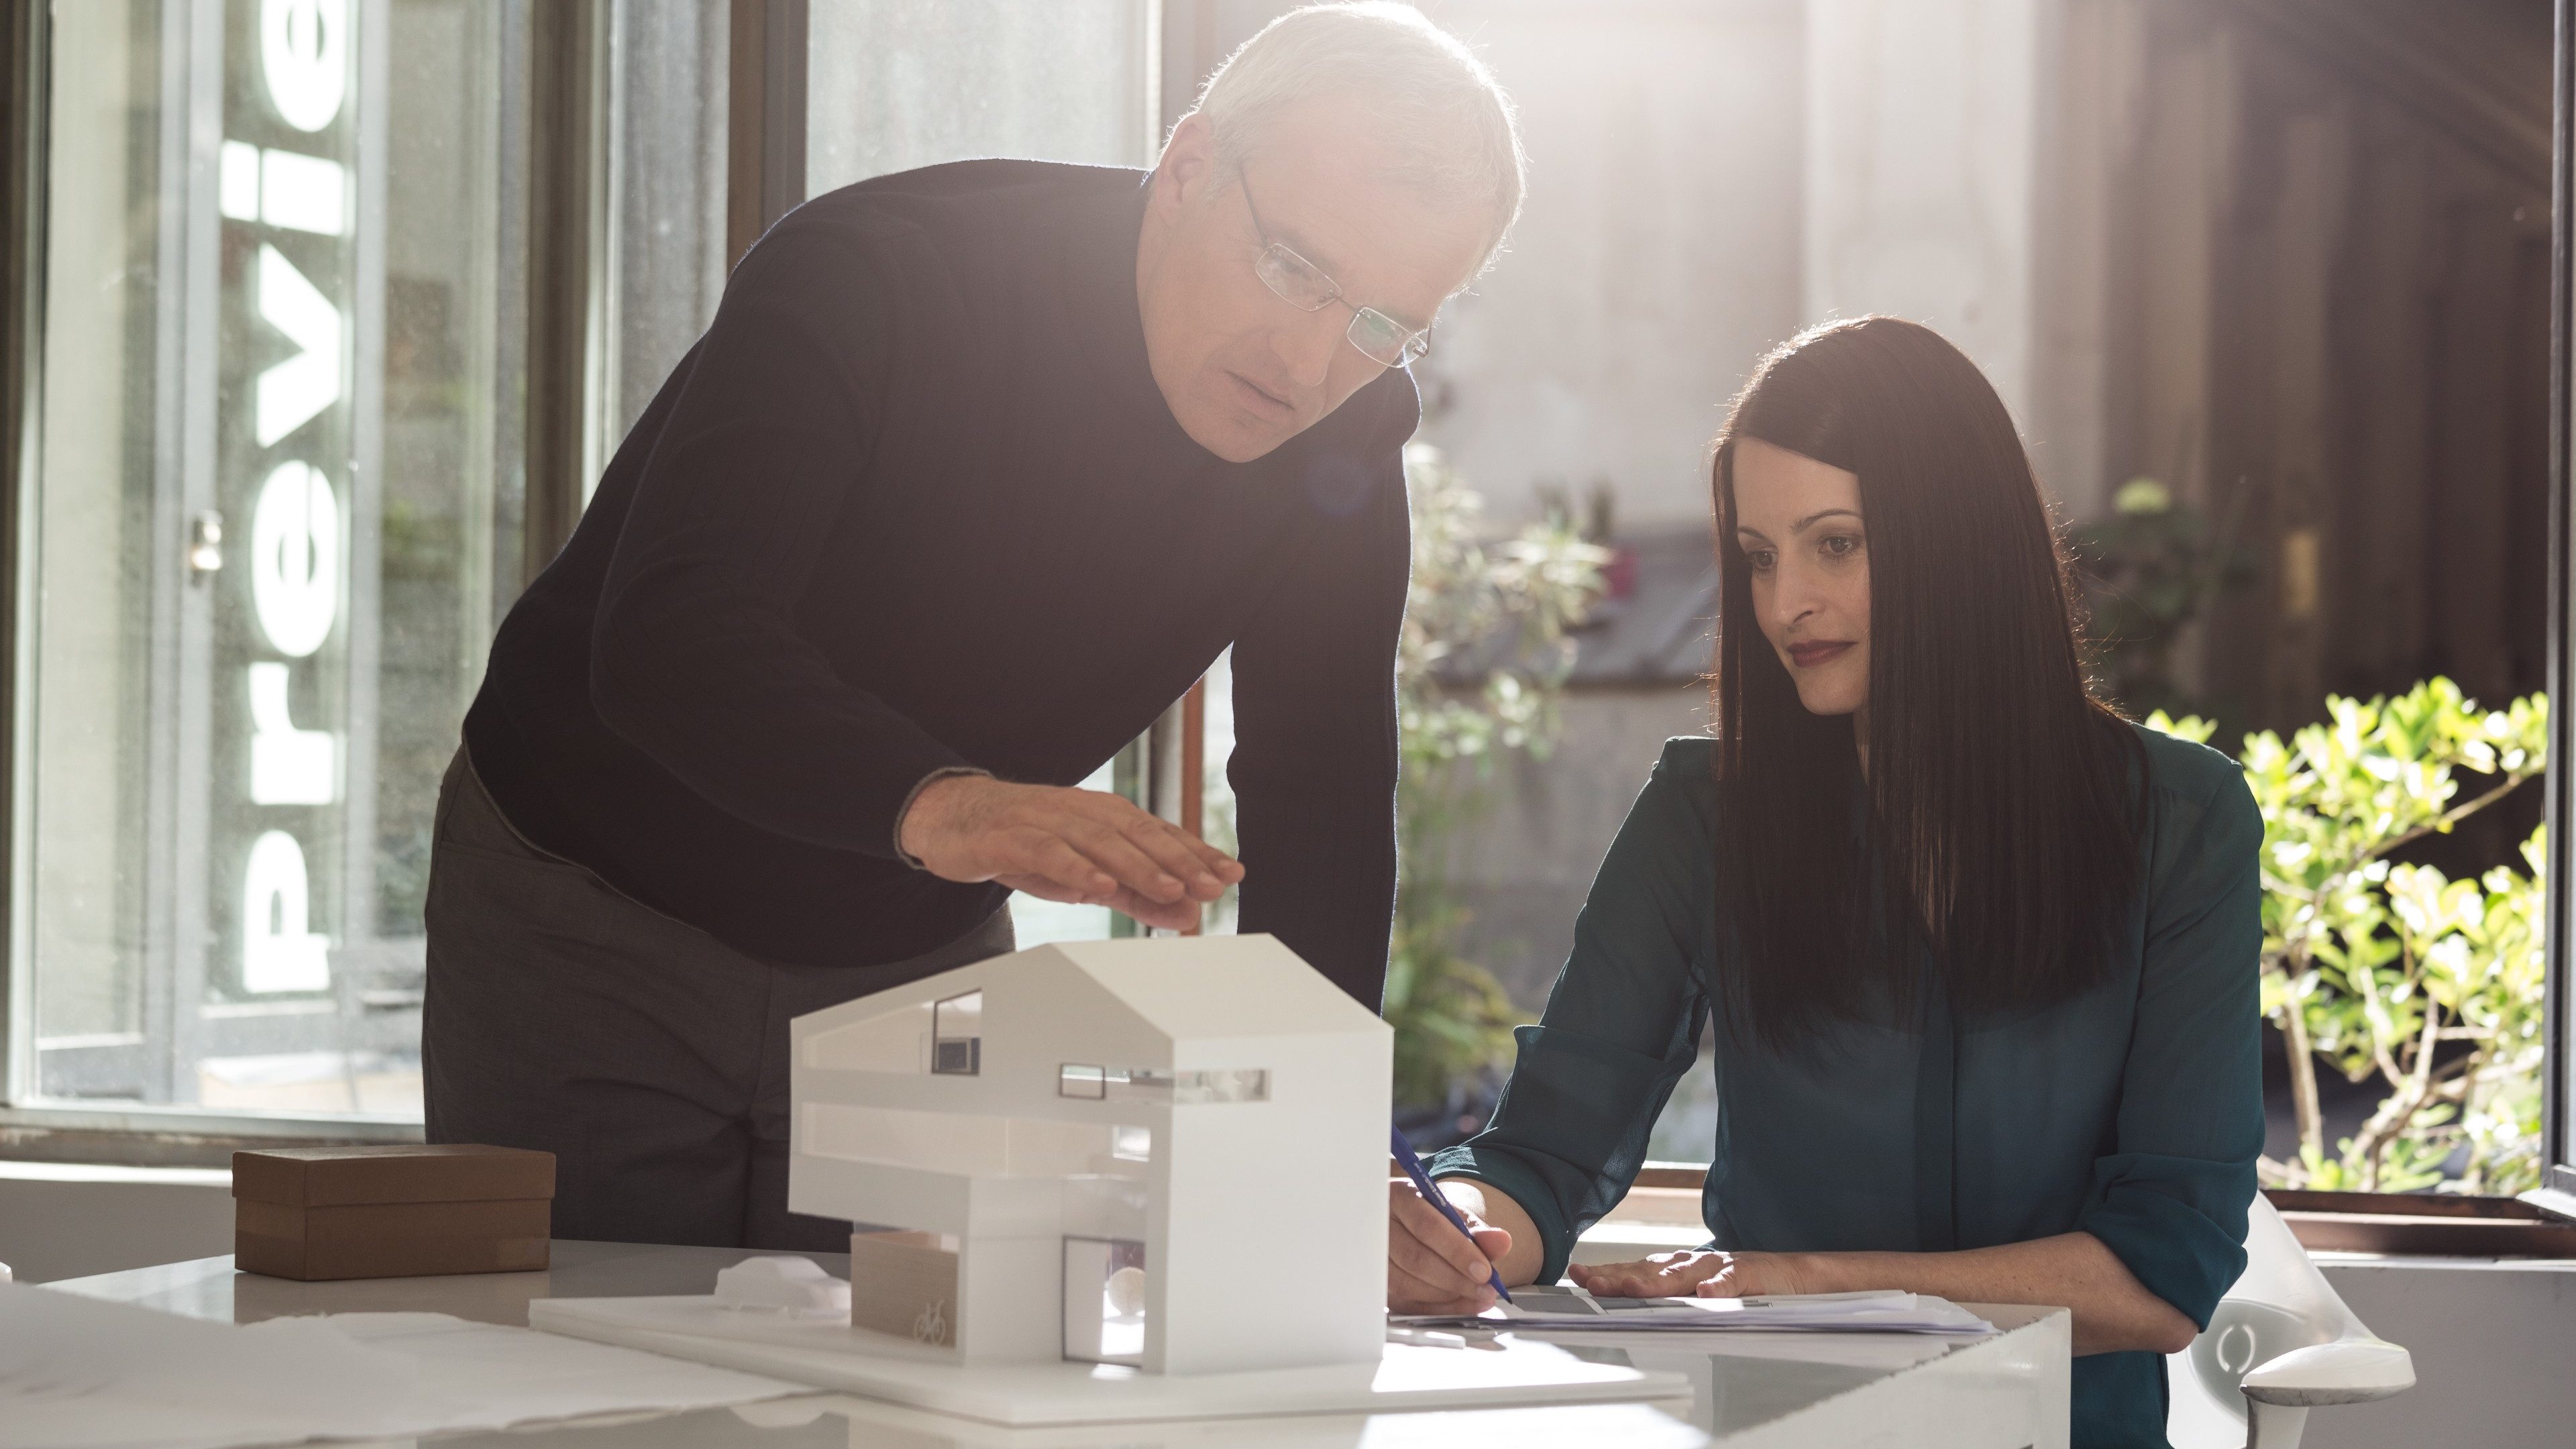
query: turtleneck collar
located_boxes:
[1061,170,1213,457]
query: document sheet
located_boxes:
[0,1282,803,1449]
[1395,1286,1998,1336]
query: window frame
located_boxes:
[2537,0,2576,1221]
[0,0,42,1140]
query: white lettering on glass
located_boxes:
[254,245,343,446]
[219,140,261,220]
[234,0,352,997]
[260,0,347,133]
[249,459,339,655]
[259,148,346,234]
[221,144,347,235]
[248,663,337,805]
[241,829,331,994]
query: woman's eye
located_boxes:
[1819,534,1863,559]
[1744,549,1776,571]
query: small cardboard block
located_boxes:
[233,1144,555,1281]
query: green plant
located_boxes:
[2070,477,2250,718]
[1387,443,1609,1110]
[2148,679,2549,1194]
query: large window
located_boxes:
[19,0,523,1120]
[2,0,1189,1136]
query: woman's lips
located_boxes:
[1786,640,1855,669]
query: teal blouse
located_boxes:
[1426,725,2264,1449]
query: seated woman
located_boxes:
[1397,317,2261,1449]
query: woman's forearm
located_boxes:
[1791,1232,2196,1356]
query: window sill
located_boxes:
[2266,1189,2576,1258]
[1,1107,423,1169]
[1598,1171,2576,1259]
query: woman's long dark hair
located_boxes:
[1709,317,2142,1049]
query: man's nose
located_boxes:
[1277,310,1342,391]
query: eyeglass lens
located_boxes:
[1244,180,1430,368]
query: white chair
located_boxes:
[2166,1194,2414,1449]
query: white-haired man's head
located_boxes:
[1197,3,1524,268]
[1135,3,1524,463]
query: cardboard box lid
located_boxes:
[232,1144,555,1207]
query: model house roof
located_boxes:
[793,934,1388,1091]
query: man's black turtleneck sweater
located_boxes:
[461,160,1413,1005]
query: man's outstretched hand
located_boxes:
[900,774,1242,932]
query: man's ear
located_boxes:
[1151,112,1218,215]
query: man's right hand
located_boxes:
[899,774,1241,932]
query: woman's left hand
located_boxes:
[1566,1249,1811,1299]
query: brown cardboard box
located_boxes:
[233,1144,555,1281]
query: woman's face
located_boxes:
[1732,436,1870,717]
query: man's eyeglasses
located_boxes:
[1238,174,1432,369]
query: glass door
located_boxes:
[23,0,523,1118]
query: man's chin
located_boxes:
[1176,404,1299,464]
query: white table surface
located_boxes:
[48,1241,2071,1448]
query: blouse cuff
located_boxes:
[1424,1145,1580,1285]
[2078,1153,2255,1330]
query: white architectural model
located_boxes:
[784,932,1391,1375]
[529,934,1682,1423]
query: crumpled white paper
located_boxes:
[0,1282,803,1449]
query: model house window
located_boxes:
[930,991,983,1076]
[1061,1236,1148,1366]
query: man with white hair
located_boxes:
[423,3,1523,1248]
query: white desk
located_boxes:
[49,1241,2070,1448]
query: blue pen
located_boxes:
[1390,1124,1513,1305]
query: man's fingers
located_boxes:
[1142,816,1242,890]
[1181,828,1244,882]
[1064,822,1187,904]
[1016,834,1118,902]
[1075,792,1242,889]
[993,872,1093,905]
[916,781,1250,900]
[1099,885,1201,932]
[1121,820,1227,898]
[997,873,1198,932]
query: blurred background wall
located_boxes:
[1173,0,2555,1027]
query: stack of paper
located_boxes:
[1397,1286,1995,1336]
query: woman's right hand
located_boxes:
[1387,1177,1513,1314]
